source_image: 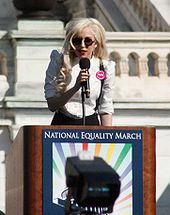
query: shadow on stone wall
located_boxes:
[0,210,5,215]
[157,183,170,215]
[0,128,11,153]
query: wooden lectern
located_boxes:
[6,126,156,215]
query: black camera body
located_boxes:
[65,156,121,215]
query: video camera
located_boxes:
[64,153,121,215]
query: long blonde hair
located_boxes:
[55,18,108,94]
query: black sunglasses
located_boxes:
[72,37,95,47]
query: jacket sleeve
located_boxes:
[98,60,115,115]
[44,50,63,99]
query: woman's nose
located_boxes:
[80,39,86,47]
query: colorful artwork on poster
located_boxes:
[43,128,143,215]
[52,142,133,215]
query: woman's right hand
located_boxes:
[75,69,90,89]
[47,69,90,112]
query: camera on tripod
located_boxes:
[64,152,121,215]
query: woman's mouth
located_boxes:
[79,50,86,55]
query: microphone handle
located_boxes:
[81,81,89,98]
[81,70,90,98]
[81,82,86,94]
[85,79,90,98]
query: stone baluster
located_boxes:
[148,9,153,30]
[119,58,129,76]
[127,0,169,31]
[138,57,148,76]
[158,57,168,77]
[143,3,149,26]
[136,0,141,13]
[138,0,144,17]
[153,16,158,31]
[128,0,146,19]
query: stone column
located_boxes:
[0,31,9,102]
[9,20,64,100]
[4,19,65,139]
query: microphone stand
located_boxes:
[79,58,90,126]
[81,78,90,126]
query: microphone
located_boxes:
[79,58,90,98]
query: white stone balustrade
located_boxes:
[106,32,170,103]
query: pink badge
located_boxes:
[96,70,106,80]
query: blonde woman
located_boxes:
[44,18,115,125]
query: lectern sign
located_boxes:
[43,128,143,215]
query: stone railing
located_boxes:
[125,0,170,31]
[106,32,170,103]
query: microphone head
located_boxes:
[79,58,90,69]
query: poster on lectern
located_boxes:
[42,128,143,215]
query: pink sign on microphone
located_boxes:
[96,70,106,80]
